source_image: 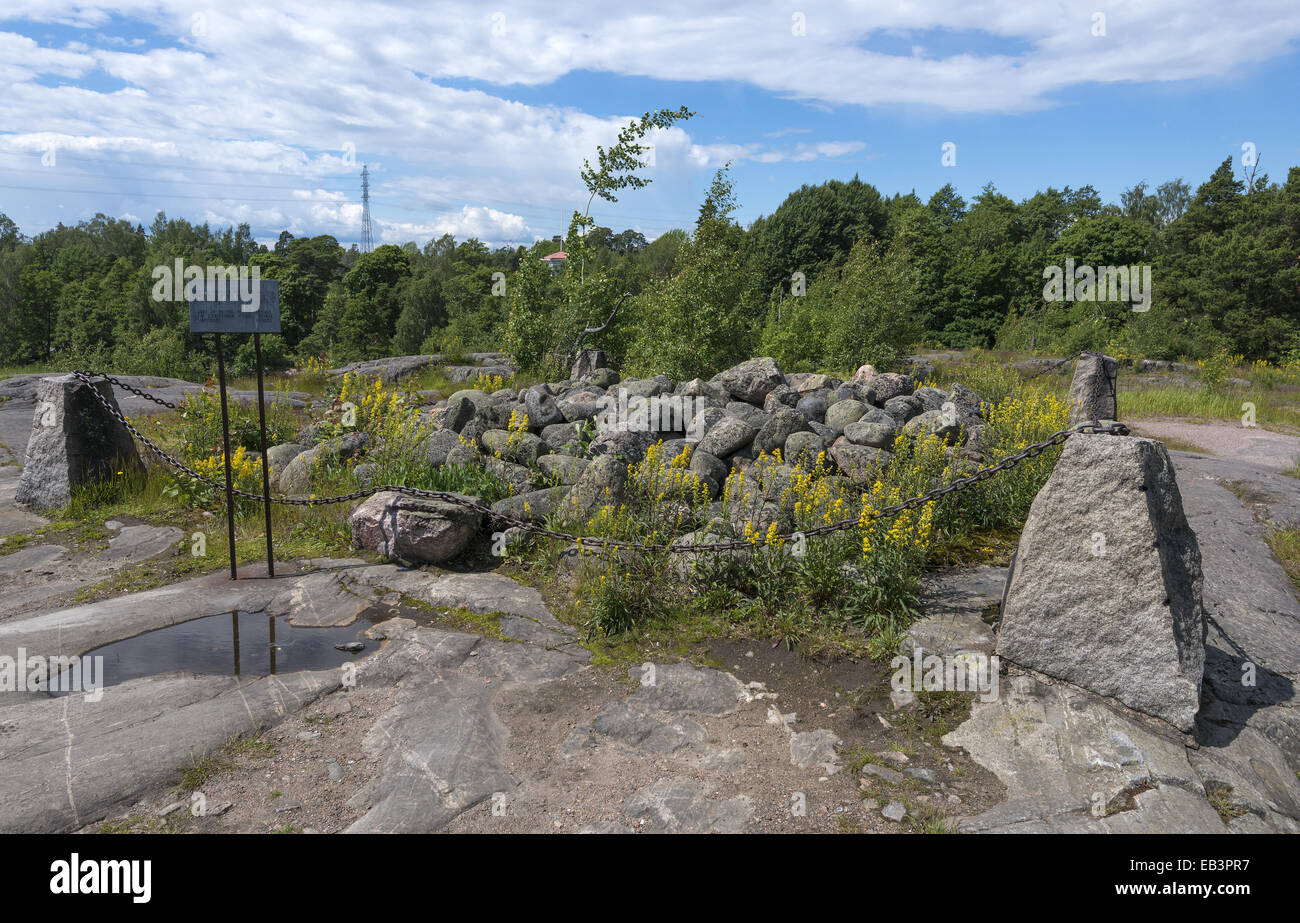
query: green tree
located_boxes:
[391,270,446,354]
[506,106,695,373]
[748,176,888,296]
[627,167,760,378]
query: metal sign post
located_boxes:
[254,333,275,577]
[189,279,281,580]
[212,333,238,579]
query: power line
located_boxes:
[0,182,341,204]
[0,167,698,226]
[0,163,359,192]
[0,148,356,180]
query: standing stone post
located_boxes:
[16,375,143,510]
[997,433,1206,731]
[571,348,608,381]
[1066,352,1119,425]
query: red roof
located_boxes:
[542,251,567,260]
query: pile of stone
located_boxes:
[326,351,993,564]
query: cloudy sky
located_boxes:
[2,1,1299,248]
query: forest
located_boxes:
[1,152,1297,382]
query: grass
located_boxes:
[225,734,277,757]
[891,690,974,742]
[23,443,358,606]
[1205,783,1250,823]
[924,347,1300,432]
[177,753,235,793]
[98,813,187,834]
[1124,426,1218,455]
[841,746,885,774]
[1119,384,1300,430]
[1266,527,1300,593]
[906,802,954,834]
[432,606,514,640]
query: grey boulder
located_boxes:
[843,421,897,450]
[824,399,868,433]
[16,375,144,510]
[830,444,892,485]
[752,408,807,457]
[1067,352,1119,425]
[997,434,1206,731]
[904,409,961,444]
[563,454,627,521]
[715,357,783,404]
[697,416,758,458]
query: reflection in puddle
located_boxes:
[50,610,376,695]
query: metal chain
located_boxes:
[72,369,1127,555]
[76,370,184,410]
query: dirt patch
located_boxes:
[84,682,395,834]
[446,640,1004,834]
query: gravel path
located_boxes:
[1129,418,1300,472]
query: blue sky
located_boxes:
[2,1,1299,248]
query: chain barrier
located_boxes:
[72,368,1127,555]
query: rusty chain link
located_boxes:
[72,369,1127,555]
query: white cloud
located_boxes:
[0,1,1297,241]
[688,139,868,166]
[381,206,531,245]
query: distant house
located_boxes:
[541,250,567,269]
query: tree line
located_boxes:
[1,149,1296,382]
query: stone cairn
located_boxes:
[35,348,1202,731]
[335,354,996,565]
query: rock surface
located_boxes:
[998,434,1206,731]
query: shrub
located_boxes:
[175,388,298,459]
[231,334,291,378]
[109,328,210,381]
[164,444,265,513]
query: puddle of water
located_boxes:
[49,610,377,696]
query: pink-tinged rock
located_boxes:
[350,491,484,563]
[850,364,876,386]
